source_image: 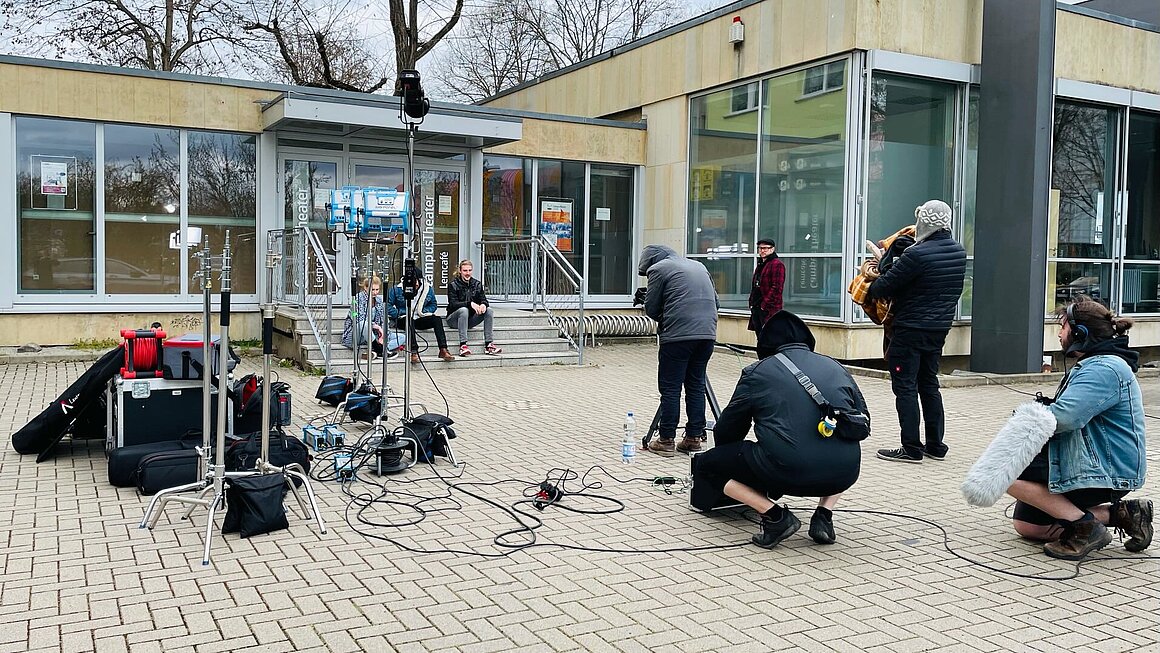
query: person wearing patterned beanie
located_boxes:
[866,199,966,464]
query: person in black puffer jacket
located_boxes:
[867,199,966,464]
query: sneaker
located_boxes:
[752,506,801,549]
[1111,499,1153,552]
[923,448,947,461]
[485,343,503,355]
[877,448,923,464]
[646,438,675,457]
[1043,518,1113,560]
[809,510,836,545]
[676,436,704,454]
[359,351,378,361]
[459,344,472,357]
[384,349,399,360]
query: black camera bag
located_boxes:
[136,450,201,495]
[224,429,310,476]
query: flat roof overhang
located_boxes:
[262,91,523,148]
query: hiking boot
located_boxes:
[752,506,801,549]
[1043,518,1113,560]
[877,447,922,464]
[676,436,704,454]
[438,348,456,362]
[809,509,836,545]
[647,438,675,457]
[1111,499,1153,552]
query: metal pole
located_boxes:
[198,236,212,478]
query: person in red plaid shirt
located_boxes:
[748,239,785,333]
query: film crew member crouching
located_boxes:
[963,297,1152,561]
[693,312,869,548]
[637,244,719,456]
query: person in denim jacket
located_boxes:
[1007,297,1152,560]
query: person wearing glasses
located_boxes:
[748,238,785,334]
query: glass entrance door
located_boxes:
[587,166,634,295]
[282,157,340,305]
[414,168,462,293]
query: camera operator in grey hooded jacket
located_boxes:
[637,244,719,456]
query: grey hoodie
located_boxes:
[638,244,719,343]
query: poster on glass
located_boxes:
[539,199,574,252]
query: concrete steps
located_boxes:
[274,306,579,372]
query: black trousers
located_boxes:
[887,326,948,456]
[394,315,449,350]
[657,339,714,440]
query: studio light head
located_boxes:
[398,69,430,121]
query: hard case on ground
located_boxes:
[106,376,224,449]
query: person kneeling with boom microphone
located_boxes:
[691,311,870,548]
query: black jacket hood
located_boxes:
[756,311,816,359]
[1078,335,1140,372]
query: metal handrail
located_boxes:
[302,227,341,376]
[475,235,586,365]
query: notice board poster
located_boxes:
[40,161,69,195]
[539,198,574,252]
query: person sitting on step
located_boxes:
[342,275,398,361]
[445,259,502,357]
[387,273,455,364]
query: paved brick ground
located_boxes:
[1,344,1157,652]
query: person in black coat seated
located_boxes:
[866,199,966,464]
[692,311,869,549]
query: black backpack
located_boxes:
[232,374,292,435]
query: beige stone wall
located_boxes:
[484,0,860,117]
[0,63,274,132]
[485,118,645,164]
[0,313,260,347]
[1055,11,1160,93]
[853,0,983,64]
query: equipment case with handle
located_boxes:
[106,375,228,449]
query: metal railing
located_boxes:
[476,236,585,364]
[268,227,341,375]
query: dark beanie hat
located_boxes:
[756,311,815,359]
[757,238,776,248]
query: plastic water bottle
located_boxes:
[622,412,636,463]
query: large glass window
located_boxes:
[16,117,96,293]
[1048,102,1118,311]
[688,84,758,259]
[866,74,957,240]
[537,159,586,276]
[959,88,980,317]
[1122,111,1160,313]
[758,61,848,318]
[589,165,634,295]
[482,156,531,238]
[188,132,257,295]
[104,125,181,294]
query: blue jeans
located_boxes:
[657,339,714,440]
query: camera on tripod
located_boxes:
[397,70,430,121]
[402,258,418,301]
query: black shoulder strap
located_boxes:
[772,352,830,410]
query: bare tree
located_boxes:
[0,0,243,73]
[241,0,390,92]
[432,0,685,102]
[386,0,464,89]
[516,0,683,71]
[430,0,546,102]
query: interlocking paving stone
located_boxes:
[0,346,1157,651]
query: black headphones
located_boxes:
[1066,302,1090,344]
